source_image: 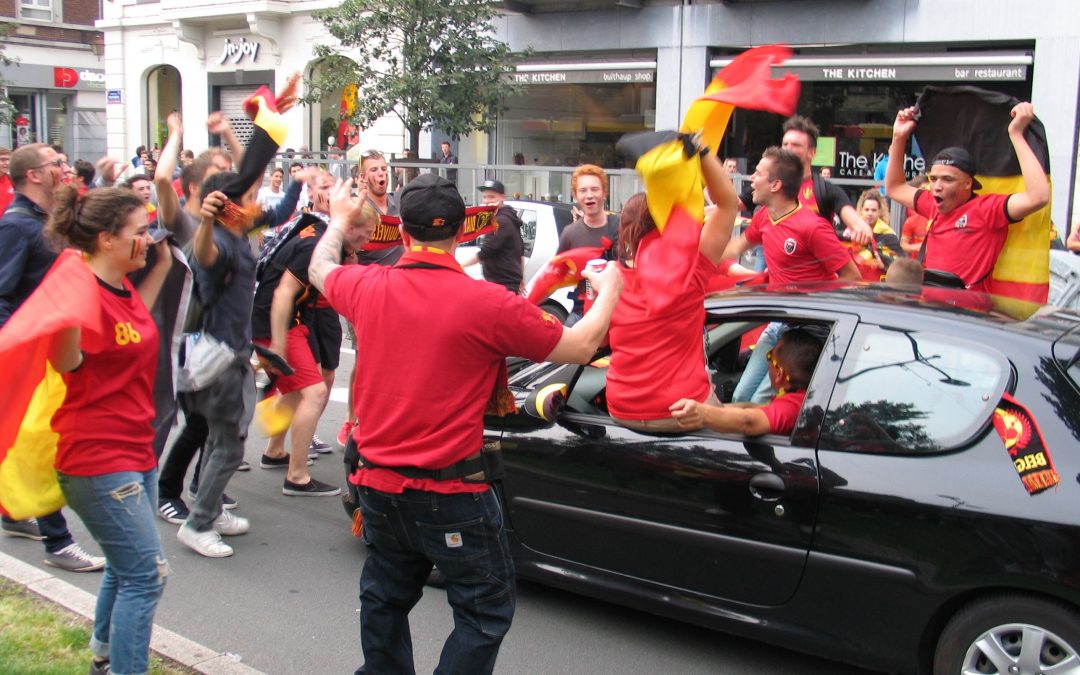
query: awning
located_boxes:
[708,51,1032,82]
[511,61,656,85]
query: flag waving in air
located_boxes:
[914,86,1053,303]
[0,251,105,519]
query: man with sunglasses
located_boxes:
[0,143,105,572]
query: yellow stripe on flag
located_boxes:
[979,175,1052,290]
[635,140,704,233]
[0,361,66,520]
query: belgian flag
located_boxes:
[0,251,104,518]
[914,86,1052,303]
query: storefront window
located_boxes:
[496,81,656,169]
[307,57,357,153]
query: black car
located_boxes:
[484,285,1080,675]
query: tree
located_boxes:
[0,24,16,126]
[307,0,525,155]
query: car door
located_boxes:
[499,308,857,606]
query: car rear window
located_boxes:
[822,326,1010,454]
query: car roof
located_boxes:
[704,283,1080,340]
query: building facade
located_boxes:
[0,0,105,160]
[97,0,411,165]
[98,0,1078,227]
[491,0,1080,232]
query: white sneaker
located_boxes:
[212,510,249,536]
[177,522,233,558]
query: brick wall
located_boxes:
[0,0,15,20]
[63,0,99,26]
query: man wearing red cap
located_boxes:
[885,102,1050,292]
[310,174,622,675]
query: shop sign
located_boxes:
[107,90,122,104]
[53,67,106,89]
[778,64,1027,82]
[836,152,925,179]
[509,69,655,85]
[216,38,260,66]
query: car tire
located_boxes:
[540,301,569,325]
[933,594,1080,675]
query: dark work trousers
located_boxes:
[157,408,209,501]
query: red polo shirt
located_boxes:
[744,204,850,285]
[323,245,563,494]
[914,189,1013,292]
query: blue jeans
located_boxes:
[732,322,785,404]
[355,487,515,675]
[58,469,167,675]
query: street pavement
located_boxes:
[1,348,874,674]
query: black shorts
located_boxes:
[305,308,344,371]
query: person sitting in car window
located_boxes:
[668,327,823,436]
[605,150,739,433]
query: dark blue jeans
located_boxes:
[355,486,515,675]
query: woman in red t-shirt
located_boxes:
[606,151,738,432]
[45,185,172,675]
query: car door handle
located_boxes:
[749,472,786,502]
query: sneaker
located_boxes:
[89,658,111,675]
[260,453,313,469]
[44,543,105,573]
[310,435,333,454]
[1,518,45,541]
[211,510,249,536]
[236,460,251,472]
[283,477,341,497]
[336,421,356,448]
[157,498,190,525]
[308,447,320,460]
[177,523,233,558]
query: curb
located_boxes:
[0,551,266,675]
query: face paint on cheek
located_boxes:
[130,237,144,260]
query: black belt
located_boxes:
[356,450,487,482]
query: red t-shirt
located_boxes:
[761,390,805,436]
[607,238,716,420]
[53,277,158,476]
[914,190,1013,292]
[323,246,563,494]
[744,204,850,284]
[0,175,13,216]
[901,211,929,256]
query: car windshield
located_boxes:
[1052,323,1080,391]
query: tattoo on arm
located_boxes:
[310,227,346,292]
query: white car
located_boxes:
[456,200,578,322]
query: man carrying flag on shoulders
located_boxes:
[885,98,1050,298]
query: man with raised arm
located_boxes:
[884,102,1049,293]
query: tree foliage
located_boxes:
[307,0,524,152]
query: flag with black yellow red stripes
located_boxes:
[914,86,1052,303]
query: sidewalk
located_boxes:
[0,551,265,675]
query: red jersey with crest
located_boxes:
[53,277,158,476]
[744,204,851,285]
[914,189,1013,292]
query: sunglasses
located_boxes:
[360,150,384,160]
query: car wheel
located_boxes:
[933,594,1080,675]
[540,301,569,325]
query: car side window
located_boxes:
[821,325,1009,454]
[516,208,538,257]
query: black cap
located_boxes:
[931,147,982,190]
[478,179,505,195]
[398,173,466,237]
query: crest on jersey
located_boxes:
[784,237,797,255]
